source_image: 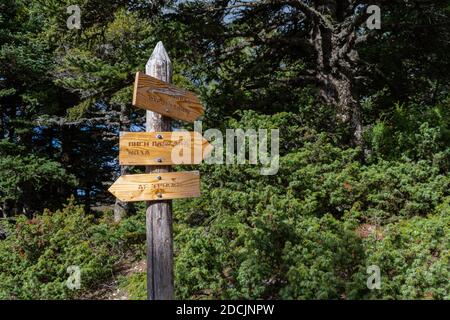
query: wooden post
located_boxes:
[145,41,174,300]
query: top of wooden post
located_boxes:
[146,41,172,83]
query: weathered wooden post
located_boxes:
[145,41,174,300]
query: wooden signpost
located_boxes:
[133,72,204,123]
[119,131,212,165]
[108,41,209,300]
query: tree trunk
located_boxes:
[113,164,136,221]
[114,104,135,222]
[333,76,363,147]
[84,185,91,214]
[309,13,364,148]
[0,111,4,139]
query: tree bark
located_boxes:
[306,4,364,147]
[114,104,135,222]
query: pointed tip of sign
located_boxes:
[149,41,171,64]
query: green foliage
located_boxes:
[0,153,77,213]
[0,199,146,299]
[118,272,146,300]
[280,215,363,299]
[172,112,449,299]
[357,212,449,300]
[0,0,448,301]
[0,200,108,299]
[175,211,363,299]
[366,100,450,170]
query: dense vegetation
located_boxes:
[0,0,448,299]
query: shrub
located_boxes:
[354,212,449,299]
[172,122,449,299]
[118,272,146,300]
[0,199,145,299]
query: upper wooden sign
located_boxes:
[108,171,200,202]
[119,131,213,165]
[132,72,204,123]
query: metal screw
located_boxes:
[156,158,163,163]
[165,109,170,113]
[156,175,162,180]
[157,193,163,199]
[156,134,163,139]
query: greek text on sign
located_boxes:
[108,171,201,202]
[119,131,212,165]
[132,72,204,123]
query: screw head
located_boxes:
[156,134,163,139]
[156,158,163,163]
[157,193,163,199]
[156,175,162,180]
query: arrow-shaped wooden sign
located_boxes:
[119,131,213,165]
[108,171,200,202]
[132,72,204,123]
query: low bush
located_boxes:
[0,198,145,299]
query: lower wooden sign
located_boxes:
[108,171,200,202]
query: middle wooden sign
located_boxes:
[119,131,213,165]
